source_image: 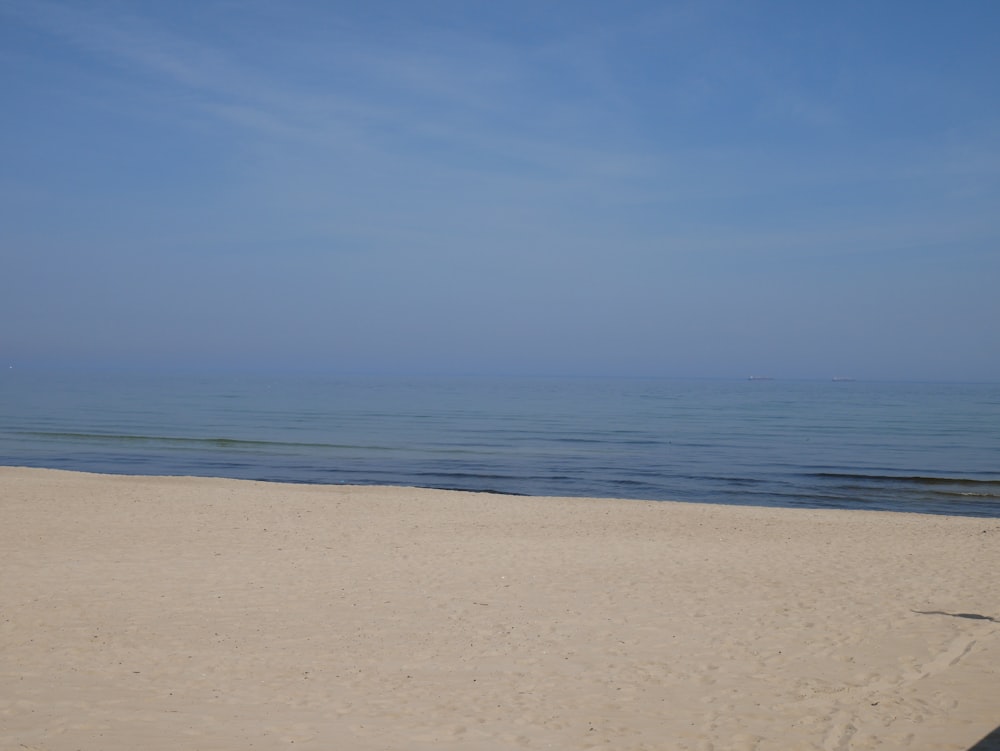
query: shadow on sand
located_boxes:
[968,725,1000,750]
[911,610,999,623]
[911,609,999,749]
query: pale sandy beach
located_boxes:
[2,467,998,750]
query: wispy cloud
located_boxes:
[4,0,998,254]
[0,0,658,182]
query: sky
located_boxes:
[1,0,998,380]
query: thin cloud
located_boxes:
[5,2,998,250]
[0,0,663,183]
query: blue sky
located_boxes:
[2,1,998,380]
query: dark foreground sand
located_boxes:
[2,467,998,750]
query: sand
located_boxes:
[1,467,998,750]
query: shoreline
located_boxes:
[6,463,1000,519]
[5,375,999,518]
[3,466,999,750]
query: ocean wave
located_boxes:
[812,472,1000,487]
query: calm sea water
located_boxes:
[2,370,999,517]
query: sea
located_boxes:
[2,370,999,517]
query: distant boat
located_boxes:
[832,377,855,382]
[748,376,774,381]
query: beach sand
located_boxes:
[2,467,998,750]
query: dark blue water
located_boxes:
[2,370,999,517]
